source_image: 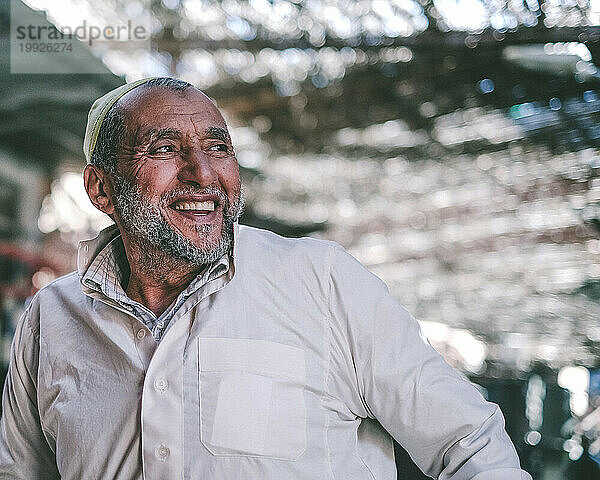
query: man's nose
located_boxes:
[176,148,218,187]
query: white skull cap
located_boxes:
[83,78,158,163]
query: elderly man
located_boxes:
[0,77,531,479]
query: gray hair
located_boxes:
[90,77,194,173]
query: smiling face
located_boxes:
[106,86,243,266]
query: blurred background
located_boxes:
[2,0,600,477]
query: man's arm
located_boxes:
[0,305,59,479]
[328,245,532,480]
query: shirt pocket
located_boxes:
[198,337,307,460]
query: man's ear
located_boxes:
[83,164,115,216]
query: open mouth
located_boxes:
[171,200,216,215]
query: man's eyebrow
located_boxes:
[138,127,183,144]
[136,127,183,145]
[205,126,230,143]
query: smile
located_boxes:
[172,200,215,214]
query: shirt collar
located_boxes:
[77,224,121,279]
[81,232,130,303]
[78,222,238,297]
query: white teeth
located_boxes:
[173,201,215,212]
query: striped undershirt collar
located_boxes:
[81,234,229,337]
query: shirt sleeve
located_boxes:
[0,305,60,479]
[328,245,532,480]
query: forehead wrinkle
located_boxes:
[148,101,214,118]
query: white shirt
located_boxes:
[0,224,532,479]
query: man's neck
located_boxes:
[123,242,204,317]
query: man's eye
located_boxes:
[154,145,175,153]
[209,144,229,152]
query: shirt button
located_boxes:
[155,444,170,461]
[136,329,147,340]
[154,378,168,393]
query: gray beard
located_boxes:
[111,173,244,267]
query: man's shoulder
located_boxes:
[38,270,81,294]
[28,271,85,312]
[236,225,344,279]
[237,224,339,257]
[18,271,82,336]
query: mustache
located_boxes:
[160,185,228,206]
